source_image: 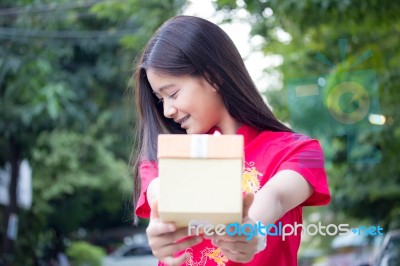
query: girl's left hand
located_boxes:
[206,193,263,263]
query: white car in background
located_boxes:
[375,230,400,266]
[103,234,158,266]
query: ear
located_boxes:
[209,81,219,93]
[202,71,221,92]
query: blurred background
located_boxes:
[0,0,399,265]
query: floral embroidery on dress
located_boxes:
[185,247,228,266]
[241,161,262,193]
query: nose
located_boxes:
[163,101,177,119]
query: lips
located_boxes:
[175,115,190,126]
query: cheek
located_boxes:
[177,90,203,113]
[181,87,224,118]
[204,93,225,114]
[199,99,225,126]
[194,97,219,117]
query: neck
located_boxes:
[217,113,242,134]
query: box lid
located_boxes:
[158,134,244,158]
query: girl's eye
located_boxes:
[156,91,178,103]
[169,91,178,99]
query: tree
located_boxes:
[0,0,186,264]
[215,0,400,228]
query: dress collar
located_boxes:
[236,124,261,145]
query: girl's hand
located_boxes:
[146,199,203,266]
[207,193,264,263]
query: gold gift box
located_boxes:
[158,134,243,228]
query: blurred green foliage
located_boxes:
[0,0,186,264]
[66,241,105,266]
[215,0,400,229]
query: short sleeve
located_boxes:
[277,136,331,206]
[135,161,159,218]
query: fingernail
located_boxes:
[168,224,175,231]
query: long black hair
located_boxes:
[131,15,292,223]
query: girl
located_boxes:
[132,15,330,266]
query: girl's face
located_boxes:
[146,69,237,134]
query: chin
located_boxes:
[185,129,196,135]
[185,127,204,135]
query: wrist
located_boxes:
[255,222,267,253]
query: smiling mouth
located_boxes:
[177,115,190,125]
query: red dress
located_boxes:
[135,125,331,266]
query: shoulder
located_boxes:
[267,131,321,149]
[241,125,321,150]
[238,126,325,164]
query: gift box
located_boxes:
[158,134,244,228]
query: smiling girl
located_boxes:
[132,15,330,266]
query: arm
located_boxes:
[210,170,314,263]
[249,169,314,225]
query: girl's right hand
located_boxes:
[146,199,203,266]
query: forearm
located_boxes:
[248,185,284,225]
[248,170,314,225]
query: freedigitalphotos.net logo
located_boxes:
[286,39,382,164]
[188,220,384,241]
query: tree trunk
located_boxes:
[1,137,20,266]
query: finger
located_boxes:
[157,236,202,259]
[213,234,252,243]
[153,227,194,247]
[242,193,254,219]
[148,199,177,238]
[162,252,189,266]
[146,222,175,238]
[172,227,194,242]
[213,239,256,254]
[150,198,160,220]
